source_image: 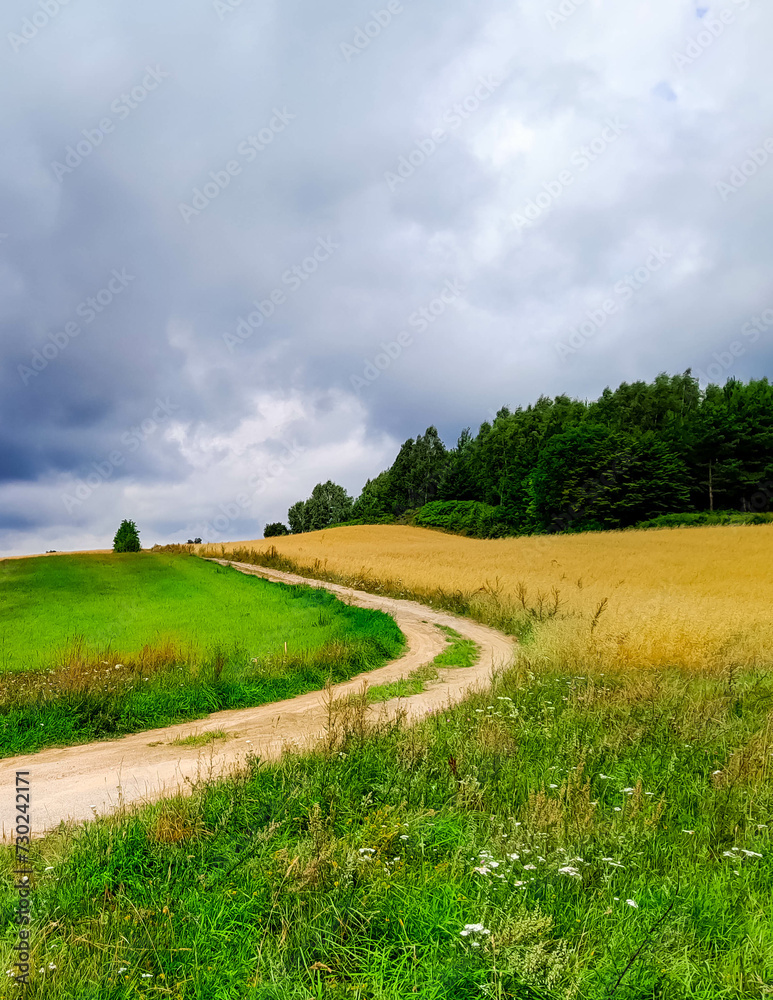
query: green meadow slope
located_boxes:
[0,553,403,756]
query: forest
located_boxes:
[282,372,773,537]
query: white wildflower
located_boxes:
[625,899,638,908]
[461,922,490,936]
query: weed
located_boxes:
[168,730,229,748]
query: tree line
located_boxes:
[272,372,773,537]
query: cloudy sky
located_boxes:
[1,0,771,555]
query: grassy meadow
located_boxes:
[205,523,773,675]
[2,660,772,998]
[0,552,403,756]
[1,525,772,997]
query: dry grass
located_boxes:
[168,729,229,748]
[202,523,773,674]
[0,637,185,704]
[148,800,208,844]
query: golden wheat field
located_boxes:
[204,524,773,674]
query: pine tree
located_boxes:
[113,519,141,553]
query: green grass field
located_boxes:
[0,553,373,671]
[2,662,772,999]
[0,553,404,757]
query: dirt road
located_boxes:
[0,560,515,839]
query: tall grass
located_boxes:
[204,524,773,674]
[3,660,772,998]
[0,624,403,758]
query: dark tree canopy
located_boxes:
[286,374,773,537]
[287,481,354,533]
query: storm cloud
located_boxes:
[1,0,771,553]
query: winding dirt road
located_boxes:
[0,560,515,839]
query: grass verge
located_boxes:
[367,627,479,703]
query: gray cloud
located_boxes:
[1,0,772,554]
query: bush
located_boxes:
[113,519,141,552]
[414,500,509,538]
[635,510,773,530]
[264,522,289,537]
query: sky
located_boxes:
[1,0,772,555]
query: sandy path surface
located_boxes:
[0,560,515,839]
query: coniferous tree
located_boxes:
[113,519,141,552]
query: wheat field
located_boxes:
[204,524,773,673]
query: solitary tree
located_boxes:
[113,519,141,552]
[264,522,289,537]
